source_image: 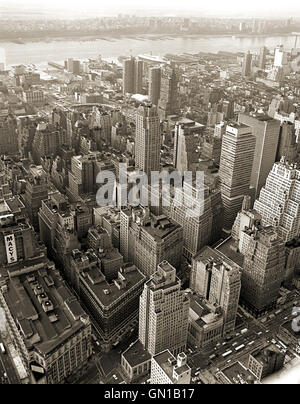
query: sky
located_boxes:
[0,0,300,18]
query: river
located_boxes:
[0,34,297,66]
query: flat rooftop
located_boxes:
[122,340,151,368]
[153,350,190,381]
[80,265,145,308]
[222,361,257,384]
[281,320,300,339]
[216,238,244,268]
[2,261,89,356]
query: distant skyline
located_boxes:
[0,0,299,19]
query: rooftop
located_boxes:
[153,350,190,382]
[122,339,151,368]
[216,237,244,268]
[1,261,89,357]
[222,361,257,384]
[80,264,145,308]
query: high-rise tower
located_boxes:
[139,261,189,356]
[219,123,256,231]
[135,104,161,179]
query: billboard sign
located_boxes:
[4,234,18,264]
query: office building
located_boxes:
[276,121,298,163]
[120,207,183,277]
[158,65,179,120]
[168,181,223,260]
[139,261,189,356]
[190,247,241,336]
[67,153,115,203]
[149,66,161,106]
[135,104,161,179]
[151,351,191,384]
[188,294,224,349]
[219,123,256,231]
[79,263,145,350]
[0,114,18,156]
[242,52,252,77]
[173,119,204,175]
[0,258,92,384]
[258,46,267,69]
[32,122,63,164]
[0,206,92,384]
[238,113,280,199]
[241,225,285,317]
[123,57,143,94]
[22,165,48,231]
[248,344,285,381]
[23,89,45,106]
[254,159,300,243]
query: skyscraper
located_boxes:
[219,123,256,231]
[168,180,224,260]
[238,113,280,199]
[242,52,252,77]
[190,247,241,336]
[120,207,183,277]
[123,57,144,94]
[158,65,179,120]
[173,120,204,176]
[139,261,189,356]
[258,46,267,69]
[149,66,161,106]
[135,104,161,179]
[0,114,18,156]
[276,121,298,163]
[22,165,48,231]
[254,159,300,243]
[241,225,285,317]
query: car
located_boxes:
[112,375,118,380]
[232,342,238,347]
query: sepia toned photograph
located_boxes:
[0,0,299,392]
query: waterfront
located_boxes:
[0,34,298,66]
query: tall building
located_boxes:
[241,225,286,317]
[258,46,267,69]
[32,122,63,164]
[0,114,18,156]
[173,120,204,176]
[238,113,280,199]
[123,57,143,94]
[135,104,161,179]
[168,180,224,260]
[242,52,252,77]
[190,247,241,336]
[254,159,300,243]
[67,153,115,203]
[274,45,288,68]
[120,207,183,277]
[151,351,191,384]
[78,262,145,350]
[158,65,179,120]
[276,121,298,163]
[219,123,256,231]
[139,261,189,356]
[0,207,92,384]
[22,165,48,231]
[148,66,161,106]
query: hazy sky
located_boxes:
[1,0,299,18]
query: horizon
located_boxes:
[0,0,299,19]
